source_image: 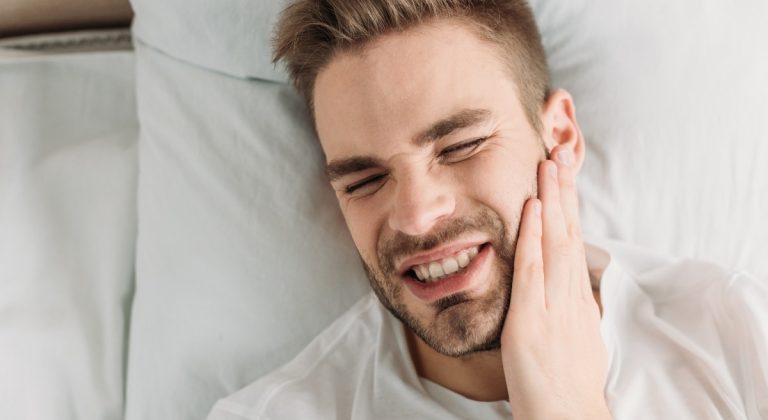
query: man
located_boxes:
[207,1,768,419]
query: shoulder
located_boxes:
[589,236,745,303]
[596,240,768,417]
[207,293,385,420]
[610,242,768,413]
[593,236,765,348]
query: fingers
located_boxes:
[539,146,592,303]
[552,146,593,301]
[543,146,593,301]
[511,198,546,312]
[551,146,581,240]
[514,146,590,312]
[538,159,571,301]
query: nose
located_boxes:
[387,170,456,236]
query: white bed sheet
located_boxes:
[125,40,369,420]
[0,46,138,420]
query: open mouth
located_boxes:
[400,242,493,303]
[403,243,489,283]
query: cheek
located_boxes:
[338,198,386,266]
[458,149,539,213]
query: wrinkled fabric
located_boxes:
[207,239,768,420]
[0,49,137,420]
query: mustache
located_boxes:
[378,207,507,275]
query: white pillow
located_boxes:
[129,0,768,279]
[124,41,368,420]
[129,0,285,81]
[0,50,137,420]
[529,0,768,278]
[126,1,768,419]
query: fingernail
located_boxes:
[533,201,541,216]
[557,149,572,166]
[548,163,557,180]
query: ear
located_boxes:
[539,89,586,173]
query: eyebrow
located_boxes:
[325,108,492,182]
[326,156,384,183]
[412,108,492,146]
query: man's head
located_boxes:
[273,0,585,357]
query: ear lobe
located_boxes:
[541,89,586,172]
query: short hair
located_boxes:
[272,0,551,132]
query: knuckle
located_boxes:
[559,173,576,189]
[567,222,582,238]
[524,262,544,278]
[553,241,572,258]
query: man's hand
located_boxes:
[500,146,611,420]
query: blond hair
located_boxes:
[272,0,550,131]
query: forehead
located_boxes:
[313,19,520,160]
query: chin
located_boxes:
[372,266,512,357]
[362,205,519,356]
[418,288,509,357]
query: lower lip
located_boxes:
[402,244,492,302]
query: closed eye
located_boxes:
[345,173,388,195]
[438,137,488,162]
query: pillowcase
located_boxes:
[124,41,369,420]
[529,0,768,278]
[0,48,137,420]
[130,0,285,82]
[130,0,768,279]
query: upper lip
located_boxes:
[397,239,488,276]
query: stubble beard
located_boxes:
[361,206,521,357]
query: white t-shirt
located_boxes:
[207,238,768,419]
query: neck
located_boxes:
[405,326,509,401]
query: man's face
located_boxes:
[314,20,547,357]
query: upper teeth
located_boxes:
[412,246,480,282]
